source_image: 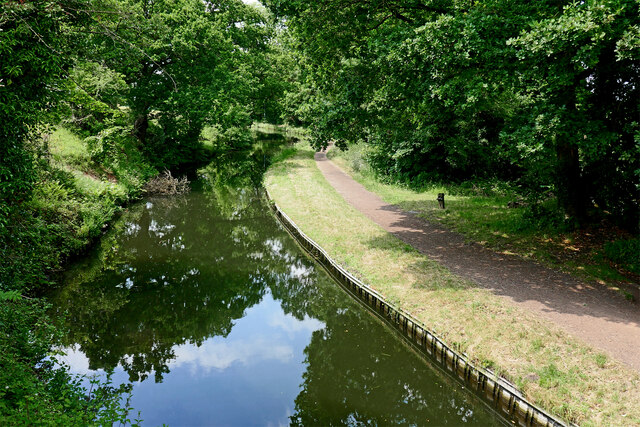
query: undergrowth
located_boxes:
[0,126,157,424]
[0,294,139,424]
[604,239,640,274]
[1,128,156,293]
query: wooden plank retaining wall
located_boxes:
[266,191,570,427]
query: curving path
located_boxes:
[314,148,640,371]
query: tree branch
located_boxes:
[370,13,393,30]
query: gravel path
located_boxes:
[315,149,640,371]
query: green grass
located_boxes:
[49,127,133,200]
[71,170,125,199]
[5,126,157,290]
[604,239,640,274]
[328,143,635,287]
[49,127,93,171]
[265,142,640,426]
[594,353,609,368]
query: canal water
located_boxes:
[48,136,503,425]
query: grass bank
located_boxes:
[2,127,156,292]
[0,126,157,423]
[328,144,639,298]
[264,142,640,426]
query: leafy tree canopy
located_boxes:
[265,0,640,229]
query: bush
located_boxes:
[343,143,369,173]
[520,202,570,232]
[0,296,137,425]
[604,239,640,274]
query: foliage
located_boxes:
[66,0,274,168]
[265,0,640,230]
[508,0,640,226]
[249,26,302,124]
[604,238,640,274]
[0,0,288,289]
[0,0,83,226]
[1,0,292,422]
[61,61,128,138]
[0,296,137,424]
[330,145,638,285]
[2,169,113,294]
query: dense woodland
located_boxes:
[266,0,639,229]
[0,0,638,422]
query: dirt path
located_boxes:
[314,149,640,371]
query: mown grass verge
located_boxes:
[265,142,640,426]
[328,144,639,298]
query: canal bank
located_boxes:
[264,141,640,426]
[47,134,505,425]
[267,191,564,427]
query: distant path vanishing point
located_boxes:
[314,147,640,372]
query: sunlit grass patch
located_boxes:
[26,127,150,261]
[328,144,637,288]
[265,141,640,426]
[71,170,127,200]
[49,127,93,171]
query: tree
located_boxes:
[74,0,273,167]
[265,0,639,228]
[508,0,640,225]
[0,0,83,227]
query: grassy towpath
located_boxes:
[316,145,640,372]
[328,145,639,295]
[265,142,640,426]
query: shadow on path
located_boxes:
[314,149,640,371]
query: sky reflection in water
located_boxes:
[50,140,502,426]
[61,292,322,426]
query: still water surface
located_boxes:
[49,138,503,425]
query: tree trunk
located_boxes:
[133,114,149,145]
[555,138,585,223]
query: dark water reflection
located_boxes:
[49,135,502,425]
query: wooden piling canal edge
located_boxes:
[265,189,571,427]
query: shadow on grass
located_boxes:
[314,145,640,368]
[269,146,316,177]
[364,233,470,292]
[267,160,306,179]
[364,203,640,329]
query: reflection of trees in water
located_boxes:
[288,306,495,425]
[51,138,496,423]
[51,173,315,382]
[267,261,496,425]
[199,136,286,218]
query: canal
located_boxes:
[48,134,503,425]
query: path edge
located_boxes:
[265,187,571,427]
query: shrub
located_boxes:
[0,296,137,425]
[604,238,640,274]
[517,201,572,233]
